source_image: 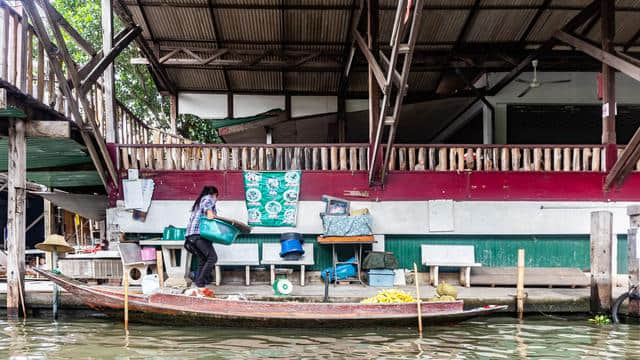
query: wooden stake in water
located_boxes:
[413,263,423,335]
[123,272,129,331]
[516,249,525,320]
[156,250,164,288]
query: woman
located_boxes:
[185,186,219,289]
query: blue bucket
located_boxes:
[280,233,304,257]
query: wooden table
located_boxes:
[317,236,375,286]
[139,239,191,287]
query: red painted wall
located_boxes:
[111,170,640,204]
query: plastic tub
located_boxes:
[163,226,186,241]
[200,218,240,245]
[368,269,395,288]
[140,247,156,261]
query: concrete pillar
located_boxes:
[628,206,640,316]
[590,211,614,313]
[494,103,507,144]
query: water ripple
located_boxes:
[0,315,639,359]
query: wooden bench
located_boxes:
[117,243,156,286]
[213,243,260,286]
[421,244,482,287]
[261,243,314,286]
[471,267,589,288]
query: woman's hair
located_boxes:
[191,186,219,211]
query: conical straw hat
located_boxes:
[35,234,74,254]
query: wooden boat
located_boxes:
[35,269,507,327]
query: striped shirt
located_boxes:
[186,195,217,236]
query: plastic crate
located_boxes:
[140,247,156,261]
[368,269,395,287]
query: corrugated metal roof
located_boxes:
[123,1,640,95]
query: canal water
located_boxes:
[1,314,639,359]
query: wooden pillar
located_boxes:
[170,94,178,135]
[338,97,346,143]
[628,206,640,317]
[7,117,26,318]
[367,0,382,178]
[227,92,233,118]
[102,0,116,143]
[590,211,614,313]
[482,103,493,145]
[601,0,616,170]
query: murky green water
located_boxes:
[1,314,640,359]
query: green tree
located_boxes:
[52,0,169,128]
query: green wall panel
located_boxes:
[386,234,630,274]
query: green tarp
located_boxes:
[0,138,92,171]
[243,170,301,227]
[210,108,283,129]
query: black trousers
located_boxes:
[185,234,218,287]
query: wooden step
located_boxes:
[470,267,589,288]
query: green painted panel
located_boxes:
[618,235,628,275]
[386,235,631,273]
[26,171,102,187]
[0,138,91,170]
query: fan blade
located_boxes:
[540,79,571,84]
[515,78,530,83]
[517,86,533,98]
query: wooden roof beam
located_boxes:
[207,0,231,92]
[488,0,601,96]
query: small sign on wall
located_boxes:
[428,200,454,232]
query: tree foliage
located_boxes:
[51,0,169,128]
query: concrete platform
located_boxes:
[0,280,628,314]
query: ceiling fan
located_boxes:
[515,59,571,98]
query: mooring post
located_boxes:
[7,116,27,319]
[627,206,640,317]
[590,211,614,313]
[516,249,525,319]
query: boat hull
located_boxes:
[35,269,507,327]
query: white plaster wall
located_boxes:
[346,99,369,112]
[233,95,285,118]
[291,96,337,117]
[178,93,228,118]
[109,200,635,237]
[487,71,640,105]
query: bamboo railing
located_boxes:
[115,144,370,171]
[0,1,185,146]
[386,145,607,172]
[113,143,613,173]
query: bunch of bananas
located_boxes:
[361,289,416,304]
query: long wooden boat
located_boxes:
[35,269,507,327]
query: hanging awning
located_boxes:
[34,192,107,220]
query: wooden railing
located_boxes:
[115,144,370,171]
[386,145,607,172]
[114,143,616,173]
[0,1,185,146]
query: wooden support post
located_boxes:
[170,94,178,135]
[516,249,525,319]
[7,117,26,319]
[590,211,614,313]
[601,0,616,170]
[156,249,164,288]
[627,206,640,317]
[367,0,382,182]
[102,0,116,143]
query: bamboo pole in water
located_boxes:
[413,263,423,336]
[124,271,129,331]
[517,249,525,320]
